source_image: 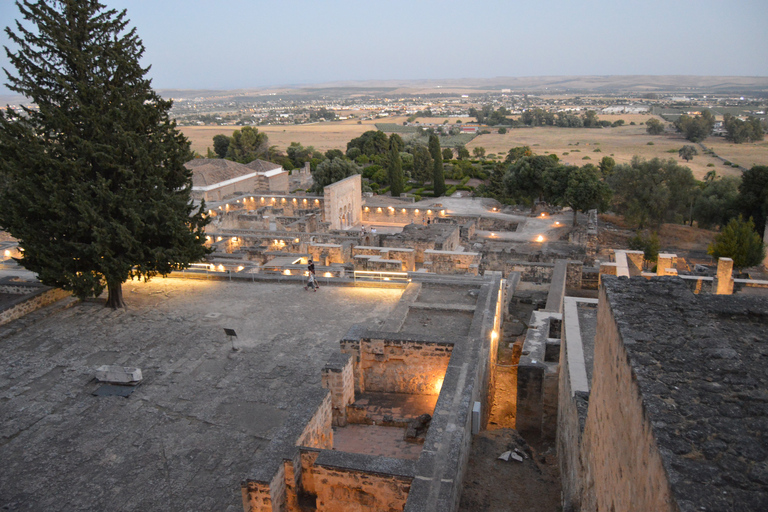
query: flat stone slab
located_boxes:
[95,365,142,384]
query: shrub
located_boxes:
[647,141,654,145]
[593,148,601,152]
[582,156,591,160]
[707,163,715,167]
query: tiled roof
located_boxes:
[184,159,255,188]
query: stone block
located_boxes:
[95,365,143,385]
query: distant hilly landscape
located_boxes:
[3,75,767,105]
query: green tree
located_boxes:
[505,146,533,163]
[738,165,768,236]
[286,142,315,168]
[582,110,600,128]
[412,145,433,183]
[678,145,698,162]
[708,216,766,271]
[387,143,404,196]
[723,114,764,143]
[429,134,445,196]
[693,176,741,229]
[226,126,268,163]
[645,118,665,135]
[347,130,389,157]
[505,155,559,205]
[212,134,230,158]
[607,157,697,228]
[674,110,715,142]
[457,145,470,160]
[564,166,612,225]
[599,156,616,177]
[389,133,404,153]
[442,148,453,160]
[325,149,344,161]
[473,146,486,158]
[310,158,361,192]
[628,231,660,263]
[0,0,209,309]
[498,127,507,134]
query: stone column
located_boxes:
[716,257,734,295]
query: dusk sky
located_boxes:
[1,0,767,94]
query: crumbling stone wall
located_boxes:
[321,354,355,427]
[352,246,415,272]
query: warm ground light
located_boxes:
[180,114,767,181]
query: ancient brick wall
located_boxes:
[352,246,415,272]
[579,286,677,512]
[324,174,361,230]
[380,238,435,264]
[309,243,345,265]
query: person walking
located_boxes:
[305,258,319,291]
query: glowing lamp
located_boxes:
[294,238,300,243]
[283,269,292,276]
[434,377,444,394]
[536,235,545,242]
[540,212,546,217]
[324,272,332,278]
[4,250,10,257]
[237,266,244,272]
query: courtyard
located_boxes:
[0,278,403,511]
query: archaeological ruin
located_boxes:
[1,167,767,512]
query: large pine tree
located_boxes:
[0,0,209,308]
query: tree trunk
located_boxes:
[106,280,126,309]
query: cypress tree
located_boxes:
[387,143,404,197]
[0,0,209,308]
[428,134,445,196]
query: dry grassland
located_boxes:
[180,118,382,155]
[181,114,767,182]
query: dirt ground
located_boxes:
[459,429,562,512]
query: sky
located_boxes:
[1,0,767,94]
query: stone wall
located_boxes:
[321,353,355,427]
[0,286,70,327]
[324,174,361,230]
[352,246,415,272]
[422,250,480,275]
[578,284,677,512]
[296,392,334,450]
[309,243,347,265]
[307,452,413,512]
[341,334,453,395]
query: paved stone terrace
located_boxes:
[603,277,768,512]
[0,278,403,511]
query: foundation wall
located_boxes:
[579,286,677,512]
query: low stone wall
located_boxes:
[0,283,70,327]
[308,243,347,265]
[510,262,555,283]
[422,249,480,275]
